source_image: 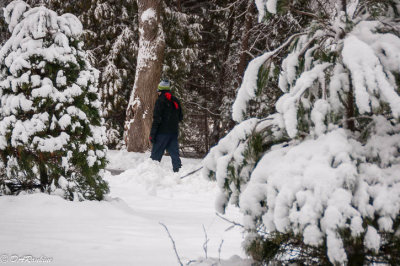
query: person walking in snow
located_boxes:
[149,80,183,172]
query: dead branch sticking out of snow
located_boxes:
[218,239,224,263]
[202,224,209,259]
[159,222,183,266]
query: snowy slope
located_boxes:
[0,151,250,266]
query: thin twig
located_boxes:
[216,212,270,235]
[202,224,209,259]
[208,0,242,12]
[181,99,221,116]
[289,7,330,27]
[218,239,224,263]
[337,115,374,127]
[270,31,309,55]
[290,8,320,20]
[244,50,256,59]
[315,0,329,15]
[216,212,245,229]
[186,259,197,265]
[159,222,183,266]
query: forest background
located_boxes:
[0,0,285,157]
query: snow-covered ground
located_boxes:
[0,150,250,266]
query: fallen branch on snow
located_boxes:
[180,166,203,179]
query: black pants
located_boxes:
[150,134,182,170]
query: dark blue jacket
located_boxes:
[150,91,183,139]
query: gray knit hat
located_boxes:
[157,80,171,91]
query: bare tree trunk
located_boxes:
[177,0,182,12]
[346,74,355,131]
[236,0,255,86]
[210,7,235,147]
[124,0,165,152]
[204,108,209,152]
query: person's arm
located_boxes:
[149,98,164,142]
[177,99,183,122]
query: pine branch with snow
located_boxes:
[204,0,400,264]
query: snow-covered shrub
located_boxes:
[0,1,109,200]
[204,0,400,264]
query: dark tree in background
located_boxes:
[83,0,139,149]
[177,0,290,156]
[0,0,12,43]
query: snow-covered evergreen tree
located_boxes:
[25,0,139,149]
[0,1,109,200]
[83,0,138,149]
[161,0,200,91]
[204,0,400,264]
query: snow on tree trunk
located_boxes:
[0,1,109,200]
[124,0,165,152]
